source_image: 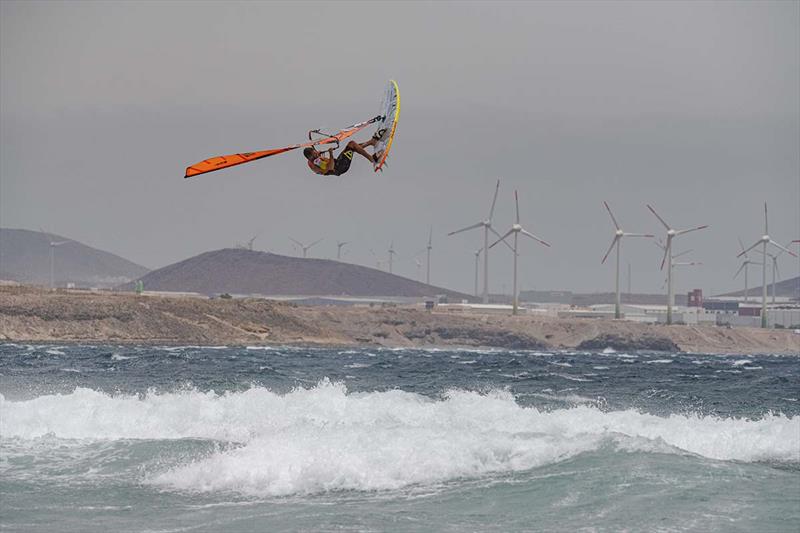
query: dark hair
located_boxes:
[303,147,314,159]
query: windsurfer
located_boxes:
[303,133,382,176]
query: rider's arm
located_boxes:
[327,149,335,174]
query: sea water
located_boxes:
[0,344,798,532]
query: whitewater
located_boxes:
[1,344,798,532]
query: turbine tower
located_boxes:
[49,239,71,289]
[448,179,509,304]
[765,250,786,304]
[289,237,323,258]
[734,237,760,302]
[490,191,551,315]
[387,241,397,274]
[425,227,433,285]
[647,204,709,325]
[738,203,797,327]
[473,248,483,297]
[601,201,653,319]
[336,241,349,261]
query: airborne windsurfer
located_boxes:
[303,133,382,176]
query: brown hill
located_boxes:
[0,228,148,288]
[123,248,473,300]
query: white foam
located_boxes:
[1,383,797,497]
[645,359,673,364]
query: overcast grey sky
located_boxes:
[2,1,798,296]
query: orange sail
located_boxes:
[184,117,379,178]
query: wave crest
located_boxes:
[2,382,797,496]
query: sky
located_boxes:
[2,0,798,296]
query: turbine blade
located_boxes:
[675,225,709,236]
[622,233,654,238]
[447,221,483,236]
[520,228,551,247]
[733,262,745,279]
[514,190,520,224]
[603,201,620,230]
[769,240,797,257]
[309,238,324,249]
[488,179,500,220]
[601,236,619,264]
[647,204,671,230]
[737,240,762,258]
[289,237,304,247]
[660,237,671,270]
[428,226,433,246]
[738,236,748,257]
[764,202,768,235]
[489,226,515,251]
[489,229,514,249]
[673,249,693,259]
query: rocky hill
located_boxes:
[123,248,473,300]
[0,228,149,288]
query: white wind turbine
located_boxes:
[654,240,702,295]
[425,228,432,285]
[601,201,653,319]
[387,241,397,274]
[41,228,71,289]
[490,191,551,315]
[49,239,71,289]
[336,241,349,261]
[448,179,510,304]
[647,205,709,325]
[734,237,761,302]
[289,237,323,258]
[738,203,797,328]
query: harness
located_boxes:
[309,157,330,174]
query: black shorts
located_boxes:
[332,149,354,176]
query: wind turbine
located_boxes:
[425,227,432,285]
[601,201,653,319]
[387,241,397,274]
[336,241,349,261]
[448,179,510,304]
[289,237,323,258]
[41,228,71,289]
[734,237,761,302]
[647,205,709,325]
[414,258,423,282]
[660,261,702,290]
[738,203,797,328]
[490,191,551,315]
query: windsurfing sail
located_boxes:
[372,80,400,172]
[184,117,379,178]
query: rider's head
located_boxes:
[303,147,317,160]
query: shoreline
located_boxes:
[1,285,798,356]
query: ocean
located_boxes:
[1,343,798,532]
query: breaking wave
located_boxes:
[2,381,797,497]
